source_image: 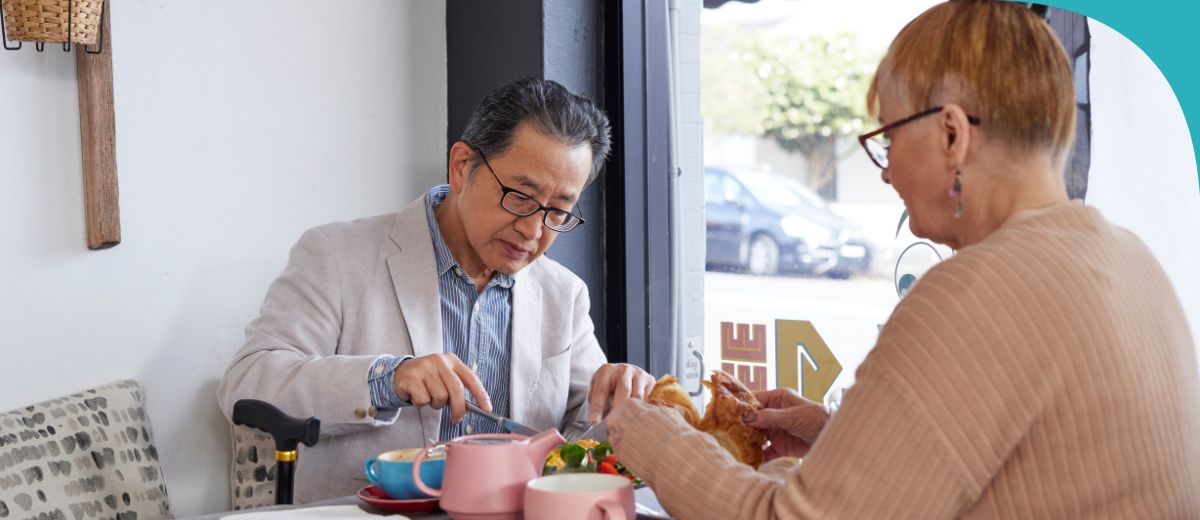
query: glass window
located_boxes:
[682,0,1102,410]
[704,171,724,204]
[720,175,744,204]
[691,0,958,405]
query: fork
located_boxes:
[561,418,593,443]
[562,419,606,443]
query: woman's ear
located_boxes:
[939,104,973,165]
[447,141,474,193]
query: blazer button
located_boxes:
[354,408,367,419]
[368,406,378,417]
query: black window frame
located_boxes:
[602,0,675,375]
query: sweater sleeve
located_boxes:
[617,366,976,520]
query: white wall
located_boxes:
[0,0,447,515]
[1086,19,1200,344]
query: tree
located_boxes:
[703,28,878,198]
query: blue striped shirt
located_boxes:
[368,185,514,440]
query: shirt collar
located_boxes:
[425,185,516,289]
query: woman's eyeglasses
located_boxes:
[857,107,981,170]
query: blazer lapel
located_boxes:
[386,197,443,360]
[509,268,543,423]
[385,195,445,441]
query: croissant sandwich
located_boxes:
[646,371,765,468]
[645,374,702,426]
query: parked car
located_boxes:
[773,175,873,278]
[704,167,871,277]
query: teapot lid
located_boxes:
[449,433,528,445]
[461,437,521,445]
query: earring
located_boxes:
[948,170,964,219]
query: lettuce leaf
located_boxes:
[560,443,587,468]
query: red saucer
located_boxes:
[357,485,441,513]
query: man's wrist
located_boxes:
[368,355,413,410]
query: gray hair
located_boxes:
[460,78,612,184]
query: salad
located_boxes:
[543,439,642,485]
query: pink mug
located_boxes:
[525,473,635,520]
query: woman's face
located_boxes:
[878,90,958,244]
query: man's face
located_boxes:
[450,122,592,275]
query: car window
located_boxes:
[705,173,724,204]
[736,172,804,209]
[782,178,829,209]
[721,176,746,204]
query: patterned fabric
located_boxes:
[424,184,515,441]
[0,379,171,519]
[228,426,277,511]
[364,184,517,437]
[366,354,411,410]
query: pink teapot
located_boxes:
[413,429,565,520]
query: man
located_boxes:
[217,78,654,502]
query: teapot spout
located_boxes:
[526,428,566,471]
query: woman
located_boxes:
[608,1,1200,518]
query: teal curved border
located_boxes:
[1030,0,1200,192]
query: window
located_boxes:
[677,0,1094,408]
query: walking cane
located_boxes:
[232,399,321,505]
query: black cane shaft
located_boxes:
[276,460,295,505]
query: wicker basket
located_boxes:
[1,0,103,45]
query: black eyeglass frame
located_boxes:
[465,144,587,233]
[857,106,982,170]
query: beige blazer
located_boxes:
[216,193,607,502]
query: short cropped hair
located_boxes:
[460,78,612,184]
[867,0,1076,159]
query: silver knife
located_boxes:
[465,401,539,436]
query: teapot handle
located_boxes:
[411,447,442,498]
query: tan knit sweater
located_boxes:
[620,201,1200,519]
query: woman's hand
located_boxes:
[744,388,829,460]
[607,397,690,451]
[604,396,653,449]
[606,397,691,487]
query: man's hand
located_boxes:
[743,387,829,460]
[393,353,491,423]
[587,363,656,423]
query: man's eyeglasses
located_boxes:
[857,106,982,170]
[467,144,586,233]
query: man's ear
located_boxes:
[447,141,475,193]
[939,103,972,166]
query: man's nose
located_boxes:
[514,211,544,240]
[881,168,891,185]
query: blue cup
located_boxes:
[365,448,446,500]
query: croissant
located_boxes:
[645,374,701,426]
[646,371,765,468]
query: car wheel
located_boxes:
[746,234,780,276]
